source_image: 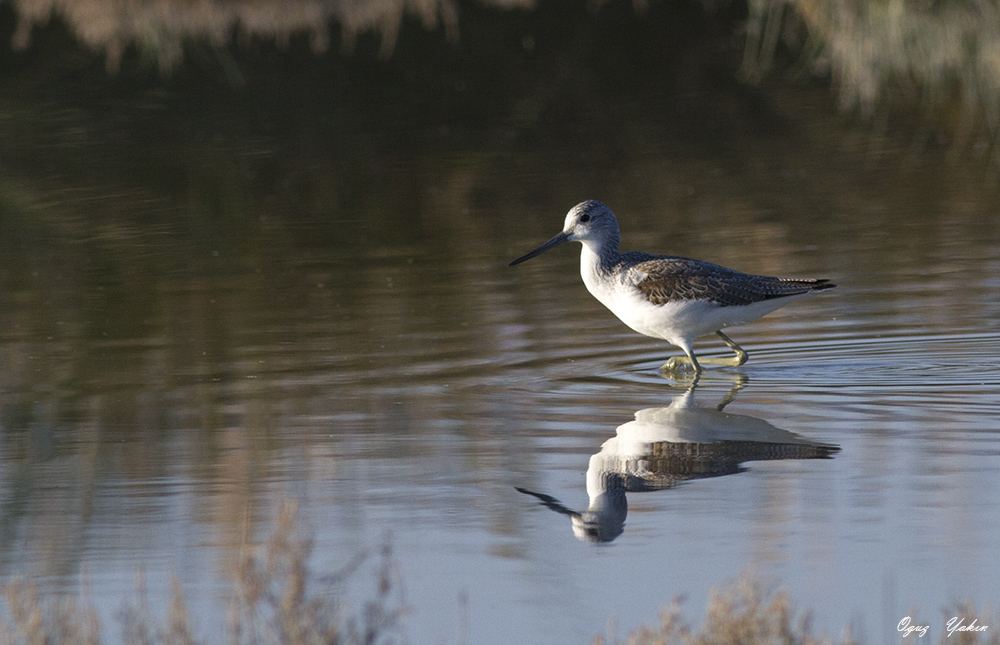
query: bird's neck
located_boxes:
[580,236,621,275]
[579,240,622,309]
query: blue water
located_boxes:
[2,100,1000,643]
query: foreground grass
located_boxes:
[0,503,403,645]
[595,575,843,645]
[597,574,999,645]
[1,508,997,645]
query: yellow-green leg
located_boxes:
[707,331,748,367]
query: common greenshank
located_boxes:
[509,200,835,373]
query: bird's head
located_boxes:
[509,200,620,266]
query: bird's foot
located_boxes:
[696,355,748,367]
[661,332,748,376]
[661,356,702,374]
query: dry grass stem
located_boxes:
[0,502,403,645]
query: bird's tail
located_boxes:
[781,278,836,291]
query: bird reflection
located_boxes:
[517,383,840,543]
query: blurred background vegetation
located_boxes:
[4,0,999,149]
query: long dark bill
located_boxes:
[508,231,571,267]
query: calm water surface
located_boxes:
[2,88,1000,644]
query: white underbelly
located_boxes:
[589,282,806,345]
[612,293,727,342]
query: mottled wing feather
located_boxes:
[626,254,834,307]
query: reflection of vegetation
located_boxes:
[7,0,526,68]
[744,0,1000,146]
[5,0,1000,145]
[0,504,404,644]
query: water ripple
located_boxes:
[564,329,1000,392]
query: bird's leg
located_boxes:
[717,331,749,366]
[694,331,749,367]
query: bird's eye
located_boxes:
[580,213,591,223]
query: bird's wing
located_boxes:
[628,255,833,307]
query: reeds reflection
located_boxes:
[518,383,840,543]
[8,0,1000,148]
[7,0,532,69]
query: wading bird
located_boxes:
[509,200,835,373]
